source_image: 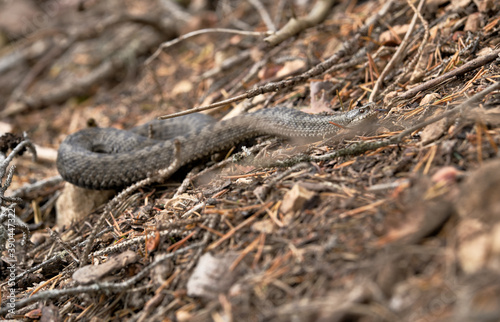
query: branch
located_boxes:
[391,48,500,105]
[158,0,396,120]
[264,0,336,46]
[369,0,426,102]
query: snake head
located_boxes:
[345,103,379,125]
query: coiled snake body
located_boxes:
[57,106,375,190]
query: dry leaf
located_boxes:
[56,183,114,228]
[275,60,306,78]
[450,0,472,9]
[252,218,275,233]
[420,117,448,145]
[304,81,334,113]
[457,218,489,273]
[40,304,60,322]
[146,230,161,253]
[431,166,461,185]
[280,184,315,215]
[25,308,42,319]
[0,0,41,36]
[187,253,239,299]
[419,93,441,107]
[410,44,434,83]
[379,24,409,45]
[464,12,482,32]
[0,121,13,134]
[172,80,194,95]
[474,0,498,12]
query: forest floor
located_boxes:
[1,0,500,321]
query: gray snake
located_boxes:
[57,106,376,190]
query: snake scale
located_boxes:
[57,106,376,190]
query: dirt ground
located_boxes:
[1,0,500,321]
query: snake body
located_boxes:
[57,106,375,190]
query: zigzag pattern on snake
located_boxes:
[57,106,376,190]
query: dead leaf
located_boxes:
[25,308,42,319]
[465,12,482,32]
[56,183,114,228]
[379,24,409,45]
[431,166,461,186]
[450,0,472,9]
[0,0,41,37]
[275,59,306,78]
[410,44,434,83]
[280,183,316,215]
[0,121,13,134]
[172,80,194,95]
[420,117,448,145]
[187,253,240,299]
[40,304,60,322]
[468,106,500,125]
[252,218,275,233]
[33,144,58,162]
[457,218,489,273]
[473,0,498,12]
[419,93,441,106]
[304,81,335,113]
[146,229,161,253]
[377,178,454,246]
[456,159,500,273]
[258,64,282,80]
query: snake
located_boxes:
[57,106,376,190]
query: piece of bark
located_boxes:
[73,250,139,284]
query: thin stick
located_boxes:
[391,48,500,104]
[247,0,276,31]
[158,0,396,120]
[369,0,426,102]
[158,93,248,119]
[0,242,204,316]
[263,0,336,46]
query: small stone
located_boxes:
[56,183,114,228]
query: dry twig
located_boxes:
[159,0,396,120]
[390,48,500,106]
[264,0,336,46]
[369,0,426,102]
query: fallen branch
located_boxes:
[369,0,426,102]
[0,242,204,317]
[264,0,336,46]
[158,0,397,120]
[390,48,500,106]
